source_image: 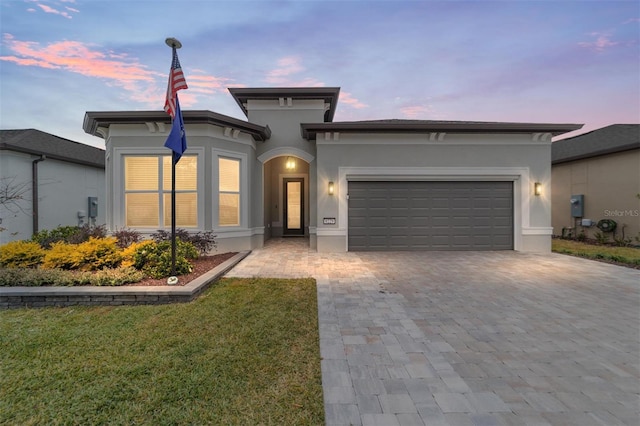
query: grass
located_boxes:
[0,278,324,425]
[552,238,640,268]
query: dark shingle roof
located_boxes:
[0,129,105,168]
[301,119,582,139]
[551,124,640,164]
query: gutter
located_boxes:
[32,155,46,236]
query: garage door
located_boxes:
[348,181,513,251]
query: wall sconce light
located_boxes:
[285,157,296,170]
[328,181,334,195]
[534,182,542,196]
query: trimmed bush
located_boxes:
[120,240,155,268]
[41,237,122,271]
[133,239,198,278]
[0,240,45,268]
[0,267,144,287]
[41,241,84,270]
[76,237,122,270]
[0,268,75,286]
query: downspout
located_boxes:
[32,155,46,236]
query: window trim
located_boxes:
[212,149,248,230]
[115,147,204,231]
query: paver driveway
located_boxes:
[225,238,640,426]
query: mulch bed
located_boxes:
[128,252,238,286]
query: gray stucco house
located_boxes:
[83,87,581,253]
[0,129,106,244]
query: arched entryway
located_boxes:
[261,154,311,242]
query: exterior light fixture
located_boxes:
[285,157,296,170]
[328,181,334,195]
[534,182,542,196]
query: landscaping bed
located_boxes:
[552,238,640,269]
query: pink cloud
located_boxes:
[340,91,368,109]
[187,74,234,95]
[578,32,619,52]
[37,3,74,19]
[0,35,158,92]
[265,56,305,84]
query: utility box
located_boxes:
[570,194,584,218]
[88,197,98,218]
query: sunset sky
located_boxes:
[1,0,638,148]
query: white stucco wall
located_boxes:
[0,150,105,244]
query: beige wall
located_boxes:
[551,149,640,241]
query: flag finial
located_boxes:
[165,37,182,49]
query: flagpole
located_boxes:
[165,37,183,285]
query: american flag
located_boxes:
[164,48,188,119]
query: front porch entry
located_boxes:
[263,155,310,242]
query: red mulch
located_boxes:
[128,252,238,286]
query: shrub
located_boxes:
[0,267,144,287]
[152,229,217,255]
[75,267,145,286]
[133,239,198,279]
[0,240,45,268]
[76,237,122,270]
[31,224,107,248]
[112,228,142,248]
[0,268,75,286]
[41,237,122,271]
[67,224,107,244]
[42,241,84,270]
[120,240,155,268]
[32,225,79,249]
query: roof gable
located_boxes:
[551,124,640,164]
[0,129,105,168]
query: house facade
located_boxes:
[551,124,640,241]
[0,129,106,244]
[83,87,581,253]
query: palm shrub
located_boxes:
[0,240,45,268]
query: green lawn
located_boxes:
[552,238,640,268]
[0,278,324,425]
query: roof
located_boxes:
[301,119,583,140]
[0,129,105,168]
[83,110,271,142]
[551,124,640,164]
[229,87,341,122]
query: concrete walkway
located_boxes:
[225,238,640,426]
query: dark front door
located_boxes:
[283,178,304,236]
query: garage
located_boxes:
[348,181,513,251]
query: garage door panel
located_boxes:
[348,181,513,251]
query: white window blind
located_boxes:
[219,157,240,226]
[124,155,198,228]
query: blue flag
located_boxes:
[164,94,187,163]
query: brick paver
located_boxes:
[225,238,640,426]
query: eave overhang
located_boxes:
[83,110,271,141]
[229,87,341,122]
[301,121,583,140]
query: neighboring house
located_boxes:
[551,124,640,242]
[0,129,106,244]
[83,87,581,253]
